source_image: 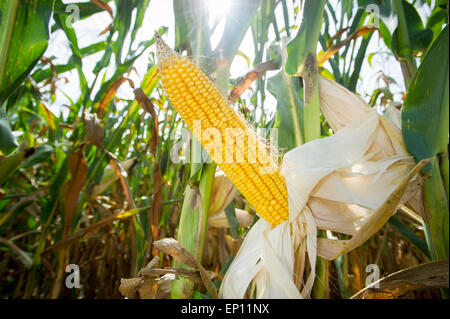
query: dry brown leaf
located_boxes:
[154,278,172,299]
[137,279,159,299]
[90,0,113,18]
[318,26,377,66]
[326,27,350,46]
[137,256,160,277]
[119,278,142,299]
[39,103,56,130]
[97,77,127,117]
[153,238,218,298]
[119,254,203,299]
[351,259,449,299]
[109,157,136,209]
[83,112,104,148]
[99,23,112,36]
[64,145,88,236]
[42,207,141,253]
[153,238,198,269]
[134,88,159,154]
[228,60,279,103]
[134,88,162,241]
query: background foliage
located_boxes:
[0,0,448,299]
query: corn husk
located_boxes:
[208,208,254,228]
[208,173,239,217]
[220,76,423,299]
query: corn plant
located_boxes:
[0,0,448,299]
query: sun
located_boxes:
[205,0,231,22]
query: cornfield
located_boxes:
[0,0,448,300]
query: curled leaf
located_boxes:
[119,278,142,299]
[351,259,449,299]
[228,60,279,103]
[83,111,104,148]
[208,174,238,217]
[153,238,218,298]
[153,238,198,269]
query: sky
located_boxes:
[43,0,432,120]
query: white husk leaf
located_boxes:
[219,219,267,298]
[220,76,420,299]
[209,174,238,217]
[208,208,254,228]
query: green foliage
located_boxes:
[402,25,449,170]
[402,25,449,261]
[0,108,16,154]
[285,0,326,76]
[0,0,447,299]
[0,0,54,154]
[267,70,304,150]
[391,1,433,59]
[0,0,54,104]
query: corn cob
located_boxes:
[156,35,289,225]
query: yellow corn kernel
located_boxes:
[156,35,289,225]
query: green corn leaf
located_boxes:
[402,25,449,260]
[423,159,449,260]
[357,0,398,33]
[285,0,326,76]
[267,65,304,151]
[214,0,262,64]
[388,215,430,259]
[31,41,107,83]
[0,0,53,104]
[251,0,276,64]
[0,0,53,154]
[225,202,240,240]
[0,107,16,154]
[0,146,35,185]
[52,1,103,24]
[426,7,448,41]
[402,25,449,169]
[391,1,433,59]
